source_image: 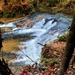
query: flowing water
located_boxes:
[0,13,72,66]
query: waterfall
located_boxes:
[0,13,72,65]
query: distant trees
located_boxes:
[0,0,75,18]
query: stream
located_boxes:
[0,13,72,66]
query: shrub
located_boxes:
[0,11,3,17]
[3,11,10,18]
[57,33,68,41]
[49,0,59,7]
[10,12,15,17]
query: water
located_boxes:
[0,13,72,66]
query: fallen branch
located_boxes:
[0,58,12,75]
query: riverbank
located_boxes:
[41,40,66,68]
[0,16,28,24]
[0,0,75,23]
[40,39,75,75]
[0,12,73,25]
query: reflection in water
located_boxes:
[3,39,20,52]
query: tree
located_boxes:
[57,14,75,75]
[0,29,3,49]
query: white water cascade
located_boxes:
[0,13,72,66]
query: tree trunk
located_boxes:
[57,14,75,75]
[0,29,2,49]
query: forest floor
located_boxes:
[0,16,28,24]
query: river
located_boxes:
[0,13,72,66]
